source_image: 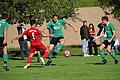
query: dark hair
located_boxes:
[53,14,58,18]
[2,13,8,19]
[89,23,95,32]
[102,16,109,21]
[83,20,87,24]
[18,19,23,23]
[30,19,36,26]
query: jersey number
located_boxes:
[32,32,36,40]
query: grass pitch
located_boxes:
[0,47,120,80]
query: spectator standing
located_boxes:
[17,20,29,60]
[88,23,98,56]
[80,21,90,57]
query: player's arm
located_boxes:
[14,34,24,40]
[109,30,115,42]
[11,33,24,43]
[42,33,54,37]
[93,31,104,41]
[109,24,116,42]
[3,28,8,44]
[67,23,77,32]
[41,26,47,32]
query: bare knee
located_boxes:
[107,45,111,52]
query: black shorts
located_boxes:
[0,37,7,50]
[102,40,115,48]
[50,37,64,46]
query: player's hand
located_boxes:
[49,34,54,37]
[3,39,7,45]
[74,28,78,33]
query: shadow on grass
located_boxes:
[16,65,44,68]
[9,57,23,60]
[71,54,83,57]
[87,62,103,65]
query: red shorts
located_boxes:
[30,42,47,53]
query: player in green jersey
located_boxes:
[0,13,9,71]
[94,16,118,64]
[44,15,77,65]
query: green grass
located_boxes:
[0,47,120,80]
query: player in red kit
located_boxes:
[12,19,53,69]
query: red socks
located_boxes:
[27,57,32,64]
[42,51,49,59]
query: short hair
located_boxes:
[53,14,58,18]
[2,13,8,19]
[18,19,23,23]
[102,16,109,21]
[30,19,36,26]
[83,20,87,23]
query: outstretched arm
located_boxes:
[11,34,23,43]
[109,30,115,42]
[67,23,77,32]
[42,33,54,37]
[93,32,104,41]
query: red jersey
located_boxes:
[23,27,42,43]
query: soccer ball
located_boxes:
[64,50,71,57]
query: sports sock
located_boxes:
[109,50,116,60]
[99,49,105,60]
[3,54,8,63]
[42,51,49,59]
[48,51,53,61]
[54,44,63,54]
[37,54,41,61]
[27,56,32,64]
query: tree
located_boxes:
[0,0,77,24]
[97,0,120,21]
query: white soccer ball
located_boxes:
[64,50,71,57]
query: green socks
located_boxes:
[48,51,53,61]
[99,49,105,60]
[54,44,63,54]
[3,54,8,62]
[37,54,41,62]
[109,50,116,60]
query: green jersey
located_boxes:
[104,22,115,40]
[46,19,67,37]
[0,19,9,37]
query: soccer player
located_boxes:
[44,15,77,65]
[12,19,53,69]
[94,16,118,64]
[0,13,9,71]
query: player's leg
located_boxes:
[38,42,50,65]
[3,45,9,71]
[54,37,64,54]
[46,44,55,65]
[99,43,106,64]
[37,51,41,62]
[24,46,36,69]
[24,53,34,69]
[107,45,118,64]
[46,37,57,65]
